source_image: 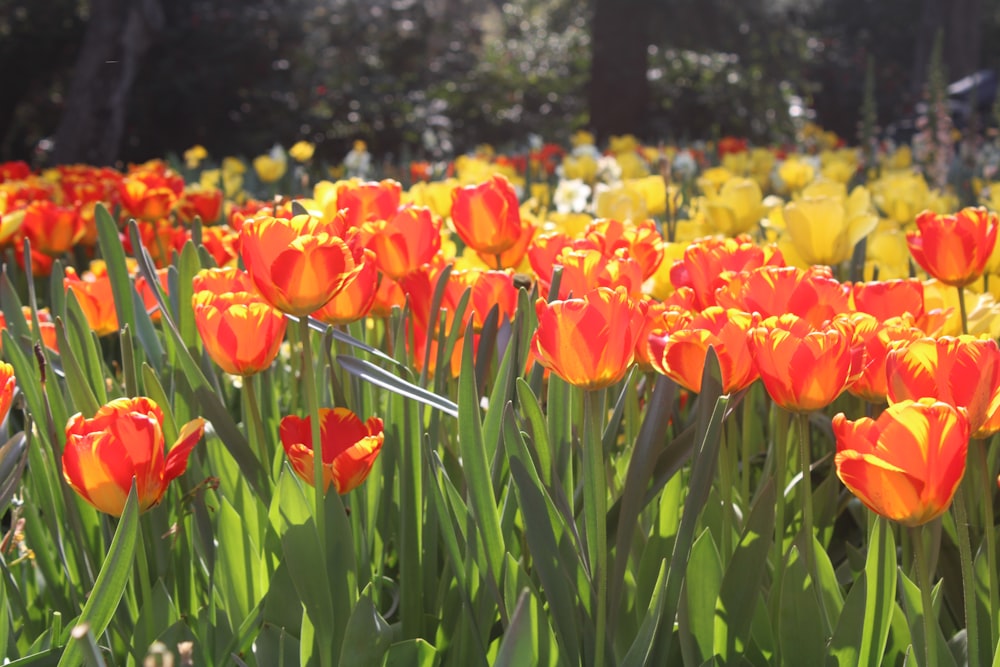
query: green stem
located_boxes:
[958,285,969,335]
[796,411,831,634]
[911,525,938,667]
[953,483,981,667]
[978,440,999,649]
[740,393,754,511]
[300,318,327,558]
[770,404,790,667]
[719,425,734,559]
[243,375,269,468]
[582,388,608,667]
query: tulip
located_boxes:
[782,186,878,266]
[62,397,204,516]
[21,200,87,256]
[192,291,287,376]
[851,278,925,323]
[531,287,644,390]
[648,307,759,394]
[747,313,862,412]
[833,399,969,526]
[0,362,14,426]
[669,235,785,310]
[845,313,924,404]
[280,408,384,494]
[240,213,362,316]
[64,266,118,337]
[718,264,851,328]
[450,174,524,256]
[365,206,442,280]
[886,335,1000,438]
[703,178,765,236]
[585,218,665,280]
[906,207,998,287]
[312,248,380,326]
[117,170,182,221]
[337,179,402,228]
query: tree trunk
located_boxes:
[588,0,651,142]
[52,0,164,165]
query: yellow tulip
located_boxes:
[625,175,668,216]
[253,154,287,183]
[871,171,930,225]
[864,226,913,280]
[616,151,650,179]
[703,178,764,236]
[777,157,816,193]
[289,141,316,163]
[697,167,733,197]
[594,183,648,222]
[783,186,878,266]
[561,155,599,183]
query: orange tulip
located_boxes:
[648,307,759,394]
[337,179,402,228]
[117,170,182,221]
[450,174,524,255]
[21,200,86,256]
[747,313,862,412]
[63,397,205,516]
[670,235,785,310]
[177,186,224,225]
[64,266,118,336]
[552,247,645,301]
[280,408,384,494]
[192,291,287,376]
[0,362,15,426]
[365,206,442,280]
[886,335,1000,438]
[192,266,255,294]
[906,207,998,287]
[718,264,851,328]
[846,313,924,404]
[833,399,969,526]
[585,218,665,280]
[240,213,362,316]
[851,278,926,323]
[531,286,644,390]
[476,218,536,270]
[312,248,380,326]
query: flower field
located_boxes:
[1,127,999,666]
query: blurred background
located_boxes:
[2,0,999,166]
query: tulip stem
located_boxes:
[243,375,268,469]
[582,388,608,667]
[769,404,790,666]
[953,482,981,667]
[300,318,327,557]
[958,286,969,335]
[796,411,831,635]
[978,440,999,648]
[911,525,938,667]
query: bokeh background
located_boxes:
[2,0,999,165]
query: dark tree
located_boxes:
[588,0,652,142]
[52,0,164,165]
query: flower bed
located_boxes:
[0,128,998,665]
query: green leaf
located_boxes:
[338,355,458,417]
[337,594,392,667]
[715,479,775,662]
[508,457,582,666]
[834,516,895,667]
[779,546,827,667]
[494,590,536,667]
[514,379,553,485]
[898,567,958,667]
[0,432,28,515]
[657,349,729,660]
[621,559,668,667]
[456,333,505,590]
[216,497,267,627]
[679,529,723,666]
[609,374,676,621]
[94,204,135,331]
[130,580,180,658]
[54,317,100,418]
[58,484,140,667]
[383,639,438,667]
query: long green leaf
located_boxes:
[715,479,775,661]
[494,590,536,667]
[94,204,135,331]
[337,356,458,417]
[58,484,140,667]
[0,432,28,514]
[455,333,505,591]
[679,529,723,666]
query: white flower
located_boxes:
[672,150,697,179]
[595,155,622,184]
[553,178,592,213]
[344,143,372,179]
